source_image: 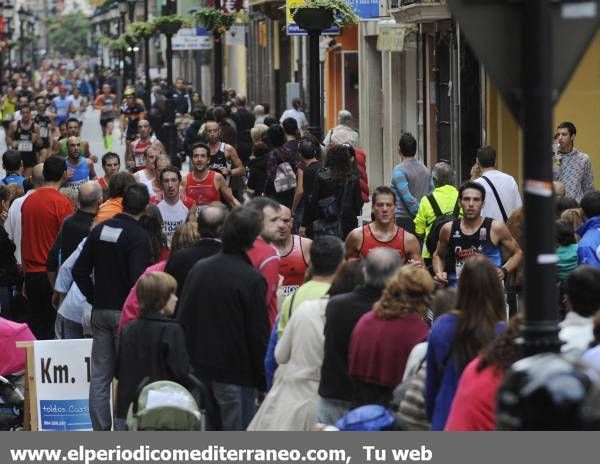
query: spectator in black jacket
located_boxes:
[231,96,255,164]
[317,248,403,424]
[115,271,191,423]
[177,207,269,430]
[47,181,103,290]
[73,183,152,431]
[164,203,227,299]
[302,144,362,239]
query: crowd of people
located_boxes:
[1,60,600,431]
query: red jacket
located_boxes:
[354,147,369,203]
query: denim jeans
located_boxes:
[89,310,121,431]
[211,381,256,431]
[55,313,84,339]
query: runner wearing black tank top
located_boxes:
[204,120,244,184]
[6,105,40,176]
[432,181,523,287]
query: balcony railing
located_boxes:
[388,0,451,23]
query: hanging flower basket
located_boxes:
[154,15,189,36]
[129,21,156,40]
[193,7,238,37]
[292,0,358,28]
[293,8,335,31]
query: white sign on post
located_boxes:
[33,339,94,431]
[172,28,213,51]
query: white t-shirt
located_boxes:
[157,199,189,247]
[4,189,34,265]
[280,108,308,135]
[475,169,522,223]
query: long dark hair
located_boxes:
[451,255,506,371]
[477,313,523,372]
[139,210,166,264]
[324,144,353,184]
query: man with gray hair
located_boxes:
[317,247,404,424]
[323,109,359,147]
[414,161,459,266]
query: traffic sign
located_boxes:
[447,0,599,119]
[172,28,213,51]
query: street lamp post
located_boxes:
[118,0,128,92]
[126,0,137,86]
[213,0,223,105]
[143,0,150,110]
[17,6,24,70]
[159,0,178,160]
[4,1,13,74]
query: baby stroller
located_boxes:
[126,375,207,431]
[0,374,25,430]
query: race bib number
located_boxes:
[134,153,145,167]
[18,141,33,152]
[40,127,49,138]
[281,285,299,297]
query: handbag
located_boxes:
[312,179,347,238]
[312,217,343,238]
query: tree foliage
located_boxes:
[48,12,91,57]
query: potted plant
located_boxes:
[292,0,358,31]
[153,14,190,36]
[129,21,156,40]
[193,7,237,36]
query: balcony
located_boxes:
[388,0,451,24]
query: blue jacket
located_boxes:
[577,216,600,269]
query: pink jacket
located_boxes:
[118,261,166,334]
[0,317,36,375]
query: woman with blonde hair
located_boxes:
[348,265,433,406]
[115,271,191,427]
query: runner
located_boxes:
[205,120,244,186]
[52,117,96,161]
[345,186,422,262]
[93,84,118,150]
[96,152,121,198]
[61,136,97,197]
[120,87,146,151]
[182,142,240,208]
[432,181,523,287]
[145,154,172,198]
[133,144,159,186]
[126,119,164,172]
[34,97,54,163]
[51,85,74,126]
[272,205,312,297]
[156,166,196,247]
[70,86,87,122]
[6,103,40,178]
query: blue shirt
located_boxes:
[2,172,24,187]
[425,313,505,430]
[577,216,600,269]
[52,95,73,124]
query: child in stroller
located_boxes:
[116,272,198,430]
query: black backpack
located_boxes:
[425,194,460,255]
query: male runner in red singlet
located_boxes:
[96,152,120,197]
[182,142,240,208]
[126,119,164,172]
[273,206,312,297]
[345,186,422,262]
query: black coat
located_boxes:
[164,238,222,298]
[177,251,269,391]
[303,168,362,237]
[115,314,191,418]
[318,284,383,402]
[0,226,19,286]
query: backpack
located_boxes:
[425,194,460,255]
[273,161,297,193]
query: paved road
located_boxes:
[0,107,189,179]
